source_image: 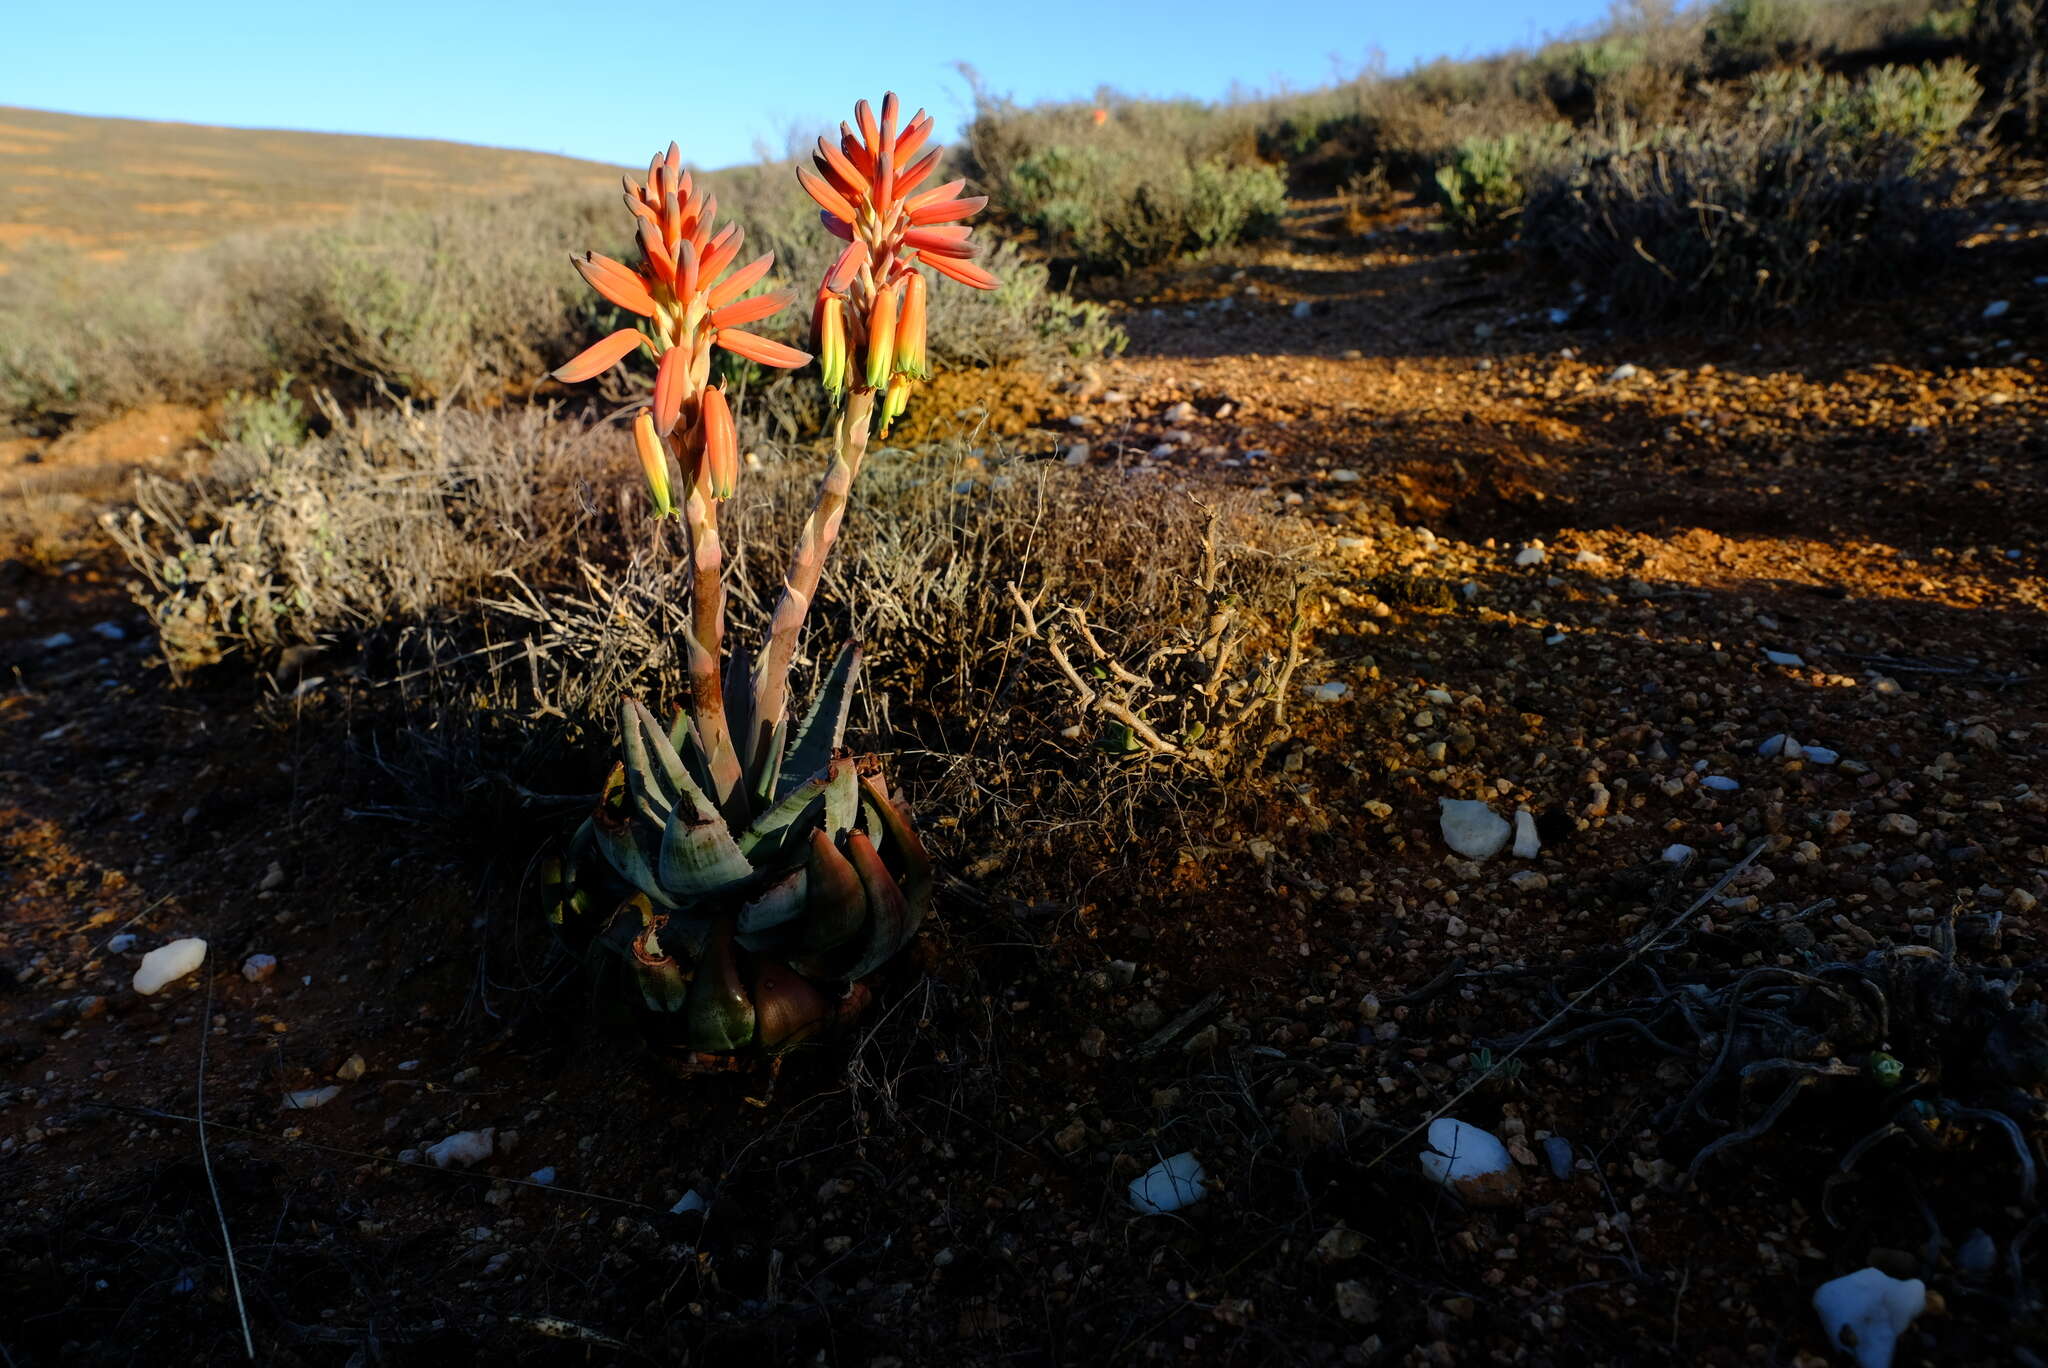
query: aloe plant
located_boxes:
[542,644,931,1059]
[539,95,996,1067]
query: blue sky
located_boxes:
[7,0,1623,169]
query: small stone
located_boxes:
[1701,775,1740,791]
[241,954,278,984]
[1291,300,1313,319]
[1957,1230,1997,1275]
[1315,1225,1368,1262]
[1586,783,1612,817]
[1804,746,1840,765]
[1764,650,1805,667]
[1304,681,1348,702]
[1053,1120,1089,1154]
[336,1053,367,1082]
[426,1128,495,1169]
[529,1167,557,1186]
[40,632,75,651]
[1881,813,1920,837]
[1420,1118,1519,1205]
[1984,299,2010,319]
[133,939,207,996]
[1060,441,1090,466]
[1335,1280,1380,1324]
[259,862,287,892]
[1129,1152,1207,1214]
[1439,799,1511,860]
[107,933,138,954]
[1512,808,1540,858]
[1961,723,1998,752]
[1508,870,1548,893]
[283,1085,342,1110]
[1607,363,1638,381]
[1662,844,1695,864]
[90,621,126,642]
[1541,1135,1573,1179]
[1162,401,1197,424]
[1330,468,1361,483]
[1813,1268,1927,1368]
[669,1189,708,1215]
[1513,545,1545,567]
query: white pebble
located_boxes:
[1803,746,1840,765]
[1758,733,1790,757]
[133,939,207,996]
[670,1189,710,1215]
[241,954,278,984]
[1701,775,1740,791]
[1330,468,1361,483]
[1304,681,1349,702]
[1439,799,1511,860]
[1983,299,2009,319]
[529,1167,557,1186]
[107,933,138,954]
[283,1086,341,1110]
[1512,808,1540,859]
[1812,1267,1926,1368]
[1420,1119,1518,1203]
[1513,546,1545,567]
[426,1128,496,1169]
[1542,1135,1573,1179]
[1129,1152,1208,1214]
[1608,362,1638,381]
[1764,649,1805,667]
[1662,844,1695,864]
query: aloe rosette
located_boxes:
[539,103,988,1068]
[542,643,931,1060]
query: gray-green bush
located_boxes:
[1519,60,1985,318]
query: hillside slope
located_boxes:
[0,105,625,264]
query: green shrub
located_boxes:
[965,90,1289,271]
[1518,61,1985,318]
[1432,125,1573,238]
[1704,0,1805,73]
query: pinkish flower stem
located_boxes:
[681,470,742,809]
[748,386,876,772]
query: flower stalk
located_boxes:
[543,95,996,1066]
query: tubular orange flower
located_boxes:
[632,409,674,517]
[552,140,816,509]
[700,384,738,500]
[894,272,928,379]
[797,91,1001,436]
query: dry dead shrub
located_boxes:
[105,396,614,676]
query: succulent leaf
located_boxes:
[658,804,754,897]
[842,830,913,981]
[858,772,933,927]
[607,894,692,1013]
[737,868,807,940]
[824,759,860,840]
[739,760,836,864]
[789,828,869,979]
[778,643,863,801]
[594,805,682,908]
[622,698,719,825]
[751,959,831,1052]
[684,916,756,1051]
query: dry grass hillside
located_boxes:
[0,105,624,268]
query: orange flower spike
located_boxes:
[840,124,874,178]
[895,146,942,198]
[632,409,676,517]
[717,329,811,369]
[863,283,898,389]
[909,195,988,227]
[894,111,932,163]
[710,288,797,331]
[702,224,743,282]
[707,252,775,309]
[700,385,740,500]
[902,226,975,258]
[798,166,860,224]
[816,137,870,199]
[904,177,966,213]
[815,291,848,397]
[572,252,657,316]
[553,327,646,382]
[895,272,928,378]
[638,220,676,286]
[676,238,700,307]
[854,100,879,155]
[919,252,1001,290]
[653,344,689,435]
